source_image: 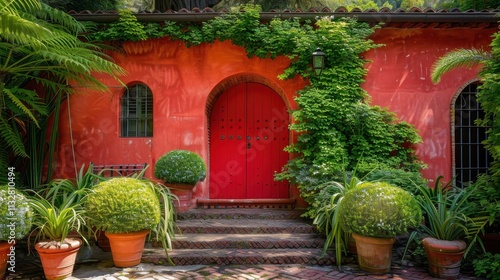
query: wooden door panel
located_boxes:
[210,83,289,199]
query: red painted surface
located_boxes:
[54,25,497,208]
[209,83,289,199]
[363,27,496,183]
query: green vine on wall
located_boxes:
[89,6,425,214]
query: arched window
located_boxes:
[121,84,153,137]
[454,82,492,186]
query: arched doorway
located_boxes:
[209,82,289,199]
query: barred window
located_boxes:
[121,84,153,137]
[454,82,492,186]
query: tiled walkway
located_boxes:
[9,247,484,280]
[67,261,483,280]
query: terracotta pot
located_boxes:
[422,237,466,279]
[105,229,150,267]
[348,234,357,255]
[352,233,395,274]
[168,183,196,212]
[35,238,82,280]
[0,241,13,279]
[96,230,111,252]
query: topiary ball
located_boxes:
[338,182,422,238]
[154,150,206,185]
[0,185,33,241]
[85,178,161,234]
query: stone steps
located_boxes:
[142,208,336,266]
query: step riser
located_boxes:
[144,255,335,266]
[171,240,325,249]
[177,210,305,221]
[176,226,316,234]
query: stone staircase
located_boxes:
[142,208,336,266]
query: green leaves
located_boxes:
[431,48,491,83]
[85,178,161,234]
[154,150,207,185]
[29,190,88,242]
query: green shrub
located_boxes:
[473,253,500,280]
[338,182,422,238]
[154,150,206,185]
[85,178,161,234]
[0,185,32,240]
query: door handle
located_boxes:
[247,142,251,149]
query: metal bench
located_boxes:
[90,162,148,177]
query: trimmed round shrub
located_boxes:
[154,150,206,185]
[0,185,33,240]
[85,178,161,234]
[338,182,422,238]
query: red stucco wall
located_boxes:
[55,25,497,207]
[56,38,307,205]
[364,27,496,183]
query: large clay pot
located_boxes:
[105,229,150,267]
[352,233,395,274]
[168,184,196,212]
[0,241,12,279]
[422,237,466,279]
[35,238,82,280]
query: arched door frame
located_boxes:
[205,74,293,201]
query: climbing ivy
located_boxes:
[477,31,500,181]
[89,6,425,214]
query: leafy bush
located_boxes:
[0,185,32,240]
[338,182,422,238]
[154,150,206,185]
[85,178,161,234]
[473,253,500,280]
[466,174,500,232]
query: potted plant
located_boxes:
[154,150,206,212]
[405,176,489,279]
[338,182,422,274]
[0,185,33,279]
[312,173,363,269]
[84,177,176,267]
[28,191,90,280]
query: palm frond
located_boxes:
[431,48,491,83]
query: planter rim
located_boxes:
[35,238,82,252]
[352,232,395,244]
[105,229,150,238]
[422,237,466,253]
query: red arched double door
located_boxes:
[209,83,289,199]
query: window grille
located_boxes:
[454,83,492,186]
[121,84,153,137]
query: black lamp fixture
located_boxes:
[312,48,325,76]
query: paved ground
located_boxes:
[9,245,484,280]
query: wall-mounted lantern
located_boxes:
[312,48,325,76]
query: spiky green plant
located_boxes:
[28,191,90,243]
[404,176,490,259]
